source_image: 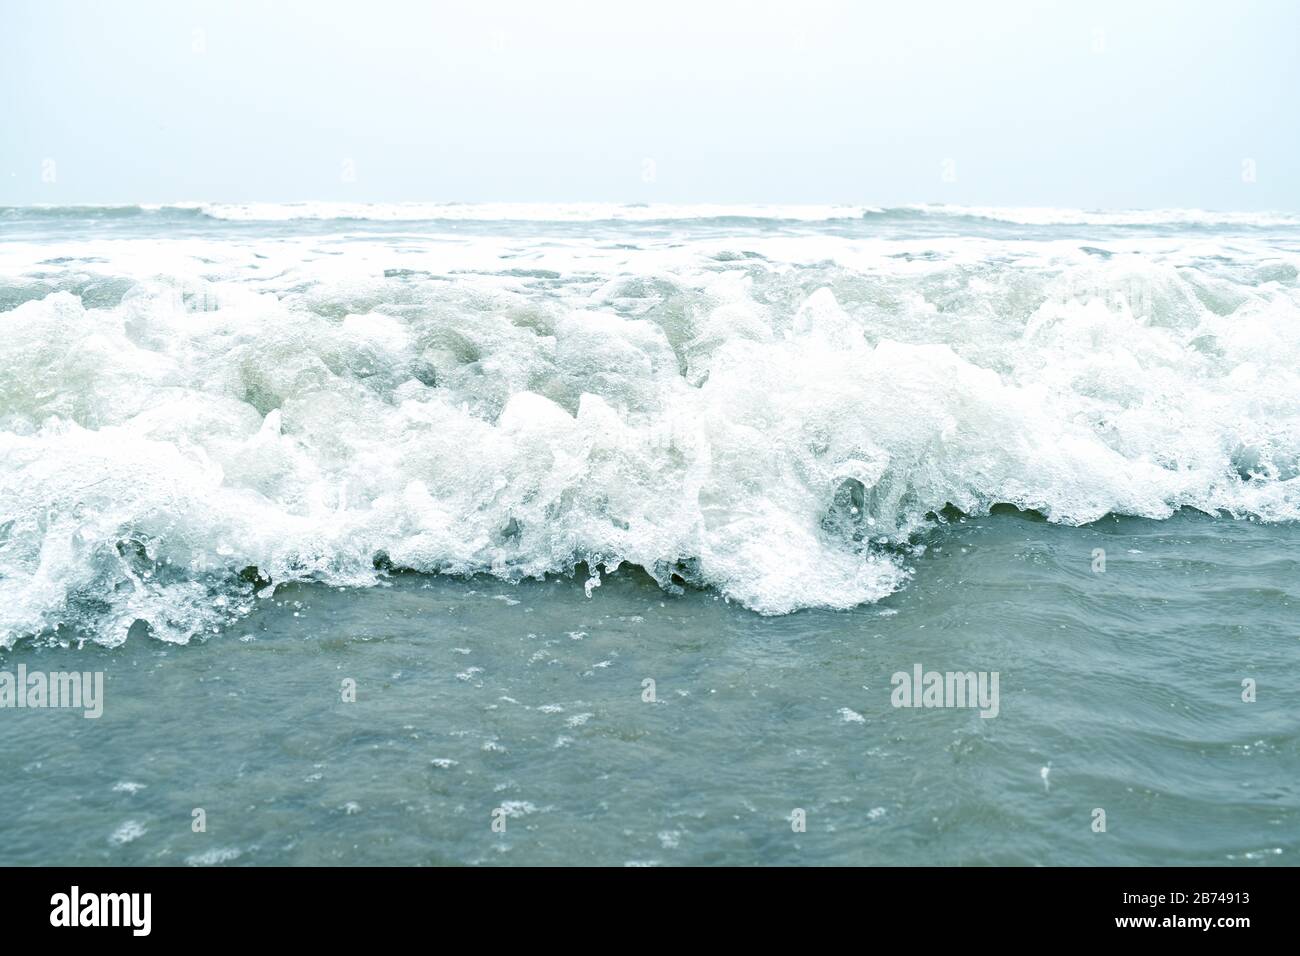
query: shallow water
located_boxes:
[2,510,1295,866]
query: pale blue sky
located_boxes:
[2,0,1297,209]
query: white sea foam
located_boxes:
[109,820,147,845]
[2,215,1298,646]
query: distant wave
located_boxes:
[1,202,877,223]
[895,204,1300,228]
[0,203,208,222]
[191,202,883,222]
[4,202,1298,227]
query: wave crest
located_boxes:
[2,232,1299,646]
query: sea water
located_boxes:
[0,203,1296,864]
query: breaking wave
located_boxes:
[2,211,1299,646]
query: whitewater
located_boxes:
[2,203,1299,647]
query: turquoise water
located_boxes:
[2,509,1296,866]
[2,204,1298,865]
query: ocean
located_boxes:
[0,202,1297,865]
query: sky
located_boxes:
[2,0,1297,210]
